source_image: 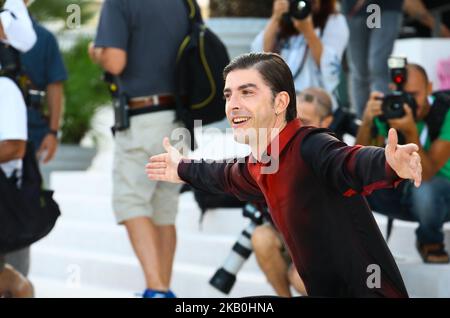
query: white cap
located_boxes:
[0,0,36,52]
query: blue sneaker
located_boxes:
[166,289,177,298]
[142,288,176,298]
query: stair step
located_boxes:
[30,246,272,298]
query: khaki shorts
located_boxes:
[113,110,184,225]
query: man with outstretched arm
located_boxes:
[146,53,422,297]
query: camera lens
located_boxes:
[290,0,312,20]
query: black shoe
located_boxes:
[416,241,450,264]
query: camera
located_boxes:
[288,0,312,20]
[282,0,312,27]
[329,107,361,139]
[380,56,417,120]
[209,203,267,294]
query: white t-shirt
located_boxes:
[0,0,36,53]
[0,76,27,178]
[251,14,349,96]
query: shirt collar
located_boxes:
[250,119,302,164]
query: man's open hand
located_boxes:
[145,137,184,184]
[385,128,422,187]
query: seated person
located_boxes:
[251,0,349,94]
[356,63,450,263]
[251,87,333,297]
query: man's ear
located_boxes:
[274,91,290,115]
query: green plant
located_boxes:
[61,37,110,144]
[29,0,97,27]
[28,1,107,144]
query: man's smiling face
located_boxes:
[224,68,278,145]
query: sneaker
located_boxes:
[166,289,177,298]
[416,241,450,264]
[142,289,172,298]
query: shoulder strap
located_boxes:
[183,0,203,25]
[426,92,450,142]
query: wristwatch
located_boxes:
[48,129,60,138]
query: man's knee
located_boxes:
[0,265,34,298]
[251,226,281,257]
[12,278,34,298]
[411,178,449,222]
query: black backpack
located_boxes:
[175,0,230,149]
[0,142,61,254]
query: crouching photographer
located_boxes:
[356,59,450,264]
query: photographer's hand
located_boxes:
[37,134,58,164]
[293,16,323,66]
[388,104,417,136]
[264,0,289,52]
[385,128,422,187]
[292,15,314,35]
[362,92,384,123]
[356,92,384,146]
[145,137,185,184]
[272,0,290,21]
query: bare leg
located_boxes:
[124,217,167,291]
[251,225,292,297]
[0,264,34,298]
[288,265,307,296]
[156,224,177,287]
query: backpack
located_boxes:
[0,142,60,254]
[175,0,230,149]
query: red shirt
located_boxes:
[179,119,408,297]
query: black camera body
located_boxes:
[289,0,312,20]
[381,91,417,120]
[380,56,417,120]
[282,0,312,26]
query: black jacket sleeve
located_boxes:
[177,158,265,202]
[301,128,403,197]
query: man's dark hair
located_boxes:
[223,52,297,122]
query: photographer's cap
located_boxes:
[0,0,36,52]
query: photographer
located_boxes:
[5,0,67,279]
[251,0,349,94]
[0,76,33,298]
[1,0,36,296]
[356,63,450,263]
[251,87,333,297]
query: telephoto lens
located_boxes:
[209,204,265,294]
